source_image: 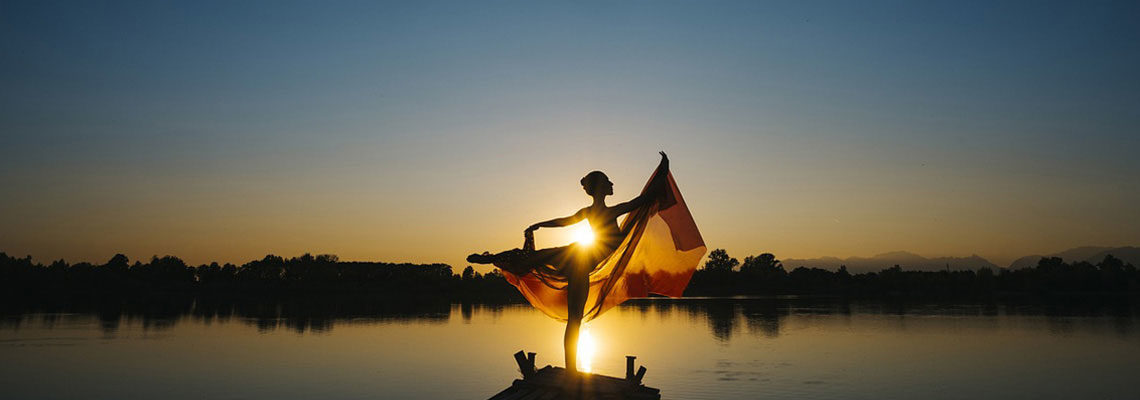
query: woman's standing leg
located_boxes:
[564,258,588,373]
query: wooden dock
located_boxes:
[488,351,661,400]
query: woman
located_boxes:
[468,152,670,373]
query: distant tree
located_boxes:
[737,253,788,293]
[977,267,994,279]
[147,255,192,283]
[196,262,223,284]
[741,253,782,274]
[462,266,476,280]
[221,263,237,276]
[703,249,739,272]
[837,265,850,278]
[485,269,504,280]
[1099,254,1124,272]
[49,259,68,272]
[243,254,286,281]
[1097,255,1127,291]
[104,254,129,271]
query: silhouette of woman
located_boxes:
[468,152,671,374]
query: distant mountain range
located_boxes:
[1007,246,1140,270]
[782,251,999,274]
[782,246,1140,274]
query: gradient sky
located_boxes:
[2,1,1138,270]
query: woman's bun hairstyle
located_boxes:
[580,171,608,196]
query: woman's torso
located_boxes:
[584,205,623,251]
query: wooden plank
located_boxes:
[488,386,521,400]
[497,387,534,400]
[537,390,561,400]
[516,389,547,400]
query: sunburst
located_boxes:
[571,222,595,246]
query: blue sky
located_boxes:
[2,1,1138,268]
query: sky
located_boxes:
[2,0,1138,270]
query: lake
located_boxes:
[2,297,1138,400]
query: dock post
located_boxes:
[633,366,647,385]
[626,356,636,380]
[513,350,535,379]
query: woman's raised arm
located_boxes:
[612,152,670,216]
[526,208,586,232]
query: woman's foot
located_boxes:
[466,252,494,264]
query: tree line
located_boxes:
[0,252,518,301]
[3,249,1138,300]
[686,249,1140,297]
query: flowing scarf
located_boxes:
[502,165,706,322]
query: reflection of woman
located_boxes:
[468,152,670,373]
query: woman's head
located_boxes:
[581,171,614,197]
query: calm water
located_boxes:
[2,298,1139,400]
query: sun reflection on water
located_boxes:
[578,324,597,373]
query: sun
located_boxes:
[571,222,595,246]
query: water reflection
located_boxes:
[2,295,1136,340]
[4,296,1140,400]
[1,294,481,335]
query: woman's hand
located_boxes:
[653,151,670,195]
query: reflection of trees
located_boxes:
[461,302,473,323]
[617,297,1131,342]
[0,293,473,334]
[232,295,454,334]
[98,306,123,334]
[668,299,778,342]
[740,299,787,338]
[0,251,530,334]
[457,302,507,324]
[703,300,738,341]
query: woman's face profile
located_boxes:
[601,178,614,196]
